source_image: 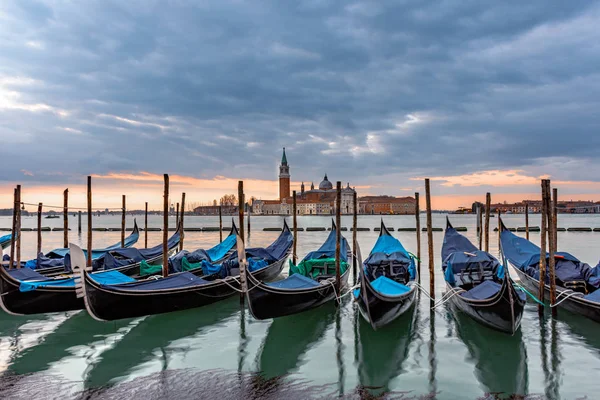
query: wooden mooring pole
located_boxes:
[10,187,17,268]
[16,185,21,268]
[78,211,82,233]
[538,179,548,316]
[37,203,42,256]
[144,202,148,248]
[292,190,297,264]
[425,179,435,303]
[87,177,92,268]
[335,182,342,298]
[219,204,223,243]
[121,195,126,248]
[162,174,169,278]
[549,183,557,318]
[525,202,530,241]
[176,202,180,227]
[553,188,558,250]
[180,192,186,251]
[238,181,244,243]
[352,191,358,283]
[415,192,421,283]
[238,181,245,305]
[63,189,69,248]
[477,203,483,250]
[484,193,491,253]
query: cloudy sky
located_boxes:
[1,0,599,210]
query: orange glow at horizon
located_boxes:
[2,169,600,212]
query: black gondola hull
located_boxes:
[0,266,83,315]
[246,270,350,320]
[356,280,417,330]
[512,265,600,322]
[447,278,525,334]
[83,257,287,321]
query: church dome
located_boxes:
[319,174,333,190]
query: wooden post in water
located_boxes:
[121,195,126,248]
[553,188,558,250]
[87,176,92,268]
[238,181,245,304]
[63,189,69,248]
[484,193,491,253]
[180,192,186,251]
[292,190,297,264]
[247,197,251,235]
[176,202,180,227]
[548,183,557,317]
[477,203,483,250]
[238,181,244,243]
[10,187,17,267]
[219,204,223,243]
[144,202,148,248]
[425,179,435,302]
[335,182,342,298]
[78,211,82,233]
[498,209,502,251]
[415,192,421,282]
[352,190,358,283]
[15,185,21,268]
[525,201,530,240]
[538,179,548,315]
[162,174,169,278]
[37,203,42,256]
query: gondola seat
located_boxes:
[266,274,320,290]
[459,280,501,300]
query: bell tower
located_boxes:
[279,147,290,201]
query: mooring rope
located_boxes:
[512,281,545,306]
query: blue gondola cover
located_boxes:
[460,280,502,300]
[267,273,321,289]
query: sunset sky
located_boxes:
[1,1,599,211]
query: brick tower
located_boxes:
[279,147,290,201]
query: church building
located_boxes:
[252,148,356,215]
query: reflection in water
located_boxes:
[355,302,416,397]
[559,311,600,356]
[428,308,437,397]
[84,299,239,388]
[451,305,529,396]
[540,316,561,400]
[335,306,345,395]
[8,312,121,375]
[0,312,73,374]
[256,303,336,379]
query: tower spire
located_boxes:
[281,147,288,166]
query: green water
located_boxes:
[1,214,599,399]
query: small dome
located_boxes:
[319,174,333,190]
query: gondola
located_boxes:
[78,221,293,321]
[0,233,12,250]
[17,220,140,276]
[500,218,600,322]
[0,227,181,316]
[442,218,525,334]
[244,220,350,320]
[354,220,418,330]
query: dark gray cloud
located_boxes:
[1,0,599,196]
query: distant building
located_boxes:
[358,196,416,215]
[252,148,356,215]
